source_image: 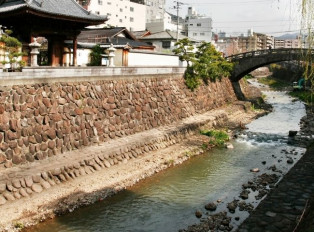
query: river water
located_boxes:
[29,90,306,232]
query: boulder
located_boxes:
[205,202,217,211]
[195,210,202,218]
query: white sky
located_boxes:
[166,0,304,37]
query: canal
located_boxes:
[29,89,306,232]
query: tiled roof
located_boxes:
[140,30,188,40]
[0,0,106,22]
[78,27,137,43]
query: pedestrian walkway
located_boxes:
[237,142,314,232]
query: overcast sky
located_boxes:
[166,0,303,37]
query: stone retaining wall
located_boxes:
[0,76,237,168]
[0,111,232,206]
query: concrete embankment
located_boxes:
[0,71,262,231]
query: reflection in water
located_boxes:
[29,91,306,232]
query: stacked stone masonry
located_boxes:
[0,76,238,206]
[0,76,236,167]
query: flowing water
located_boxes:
[29,90,306,232]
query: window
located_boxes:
[200,33,205,36]
[193,33,197,36]
[162,41,171,49]
[130,7,134,12]
[98,0,102,5]
[120,8,123,12]
[107,1,111,4]
[130,17,134,22]
[189,24,193,26]
[119,19,123,22]
[107,13,111,16]
[197,23,201,27]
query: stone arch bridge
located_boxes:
[226,48,313,82]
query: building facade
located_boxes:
[131,0,166,23]
[185,7,212,42]
[77,0,146,31]
[274,38,301,49]
[238,30,274,52]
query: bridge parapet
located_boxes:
[226,48,313,62]
[228,48,313,82]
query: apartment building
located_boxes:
[238,30,274,52]
[77,0,146,31]
[131,0,166,23]
[185,7,212,42]
[274,38,301,49]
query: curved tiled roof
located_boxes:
[0,0,106,23]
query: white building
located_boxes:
[274,38,301,49]
[146,11,183,33]
[185,7,212,42]
[78,0,146,31]
[131,0,166,22]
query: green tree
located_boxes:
[175,40,234,90]
[0,30,24,71]
[172,38,195,67]
[89,45,103,66]
[193,42,234,84]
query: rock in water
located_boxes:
[287,158,294,164]
[205,202,217,211]
[225,143,234,149]
[250,168,260,173]
[288,131,298,137]
[195,210,202,218]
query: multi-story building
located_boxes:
[185,7,212,42]
[238,30,274,52]
[145,11,184,33]
[130,0,165,23]
[77,0,146,31]
[215,37,240,57]
[274,37,301,49]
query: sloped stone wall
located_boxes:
[0,76,237,168]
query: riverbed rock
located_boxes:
[240,190,250,200]
[205,202,217,211]
[288,130,298,137]
[287,158,294,164]
[225,143,234,149]
[227,201,238,213]
[195,210,202,218]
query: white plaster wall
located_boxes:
[77,49,91,67]
[128,52,179,66]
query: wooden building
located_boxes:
[0,0,106,66]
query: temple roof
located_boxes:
[0,0,106,24]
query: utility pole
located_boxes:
[173,1,185,41]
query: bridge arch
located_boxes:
[227,49,313,82]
